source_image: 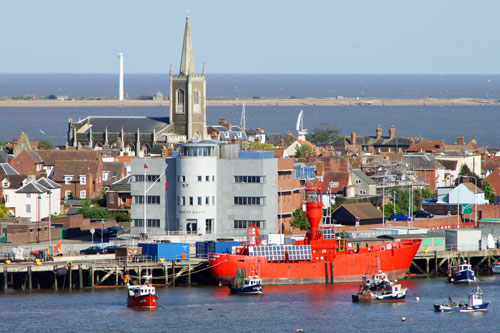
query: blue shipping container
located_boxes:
[139,243,190,261]
[213,241,240,254]
[196,241,209,259]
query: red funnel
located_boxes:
[305,181,323,240]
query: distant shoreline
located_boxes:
[0,97,498,107]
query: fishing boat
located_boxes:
[448,259,475,283]
[434,286,489,312]
[352,270,407,302]
[124,274,158,309]
[230,267,263,295]
[491,259,500,274]
[209,181,422,285]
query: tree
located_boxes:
[295,144,314,157]
[290,208,309,230]
[39,140,54,149]
[47,94,57,100]
[331,197,359,212]
[0,204,8,218]
[246,142,274,150]
[305,128,339,146]
[77,207,112,219]
[482,181,497,204]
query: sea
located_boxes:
[0,277,499,332]
[0,74,500,147]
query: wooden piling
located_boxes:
[172,261,176,287]
[53,266,58,291]
[325,262,329,283]
[115,266,118,287]
[90,266,94,288]
[3,266,7,291]
[330,263,334,283]
[27,266,32,291]
[68,263,72,290]
[78,265,83,289]
[164,264,168,286]
[434,251,438,277]
[188,264,191,285]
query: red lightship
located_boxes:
[209,182,422,285]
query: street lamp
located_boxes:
[101,218,104,244]
[48,190,52,249]
[393,191,396,213]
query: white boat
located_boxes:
[352,271,407,302]
[434,285,488,312]
[491,260,500,274]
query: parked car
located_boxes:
[103,246,116,254]
[80,246,105,255]
[413,210,434,218]
[96,225,124,239]
[389,212,410,221]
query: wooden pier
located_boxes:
[412,249,500,277]
[0,258,210,291]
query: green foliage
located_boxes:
[39,140,54,149]
[81,198,92,208]
[482,181,497,204]
[47,94,57,100]
[113,212,131,222]
[0,204,8,218]
[331,197,359,212]
[295,144,314,157]
[246,142,274,150]
[290,208,309,230]
[421,188,435,199]
[77,207,112,219]
[383,202,400,218]
[305,128,339,146]
[459,165,480,183]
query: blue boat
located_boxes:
[448,260,475,284]
[434,286,488,312]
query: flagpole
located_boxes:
[144,162,147,236]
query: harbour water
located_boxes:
[1,277,498,332]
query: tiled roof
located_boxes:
[52,160,100,181]
[38,150,101,165]
[73,116,170,133]
[15,182,50,194]
[406,140,444,153]
[338,202,383,219]
[462,182,483,194]
[109,175,132,192]
[0,151,10,163]
[438,159,458,170]
[351,169,375,184]
[403,153,436,170]
[1,175,27,189]
[36,177,61,189]
[0,163,20,176]
[29,151,44,163]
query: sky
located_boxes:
[1,0,499,74]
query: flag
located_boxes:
[144,162,149,169]
[165,180,168,191]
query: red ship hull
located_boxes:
[127,294,158,309]
[209,239,422,285]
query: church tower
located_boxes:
[169,13,207,141]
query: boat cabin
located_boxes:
[128,285,155,297]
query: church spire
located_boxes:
[179,11,195,75]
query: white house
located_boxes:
[446,183,487,205]
[5,178,60,221]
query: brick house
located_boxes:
[10,150,44,177]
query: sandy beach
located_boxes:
[0,97,498,107]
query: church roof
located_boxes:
[74,116,169,133]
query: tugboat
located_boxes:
[448,259,475,283]
[124,274,158,309]
[352,270,407,302]
[230,267,263,295]
[434,285,489,312]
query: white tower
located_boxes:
[118,53,124,101]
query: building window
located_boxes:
[26,193,31,199]
[134,219,144,227]
[147,219,160,228]
[147,196,160,204]
[233,197,264,205]
[177,176,180,182]
[65,191,72,199]
[80,190,86,199]
[206,219,213,234]
[189,197,194,205]
[235,176,264,183]
[359,190,366,195]
[135,175,144,182]
[205,176,209,182]
[198,176,202,182]
[26,204,31,214]
[198,197,202,205]
[109,193,115,204]
[147,175,159,182]
[80,176,87,185]
[194,89,200,104]
[212,176,215,182]
[212,196,215,205]
[176,89,185,113]
[355,179,362,184]
[182,176,186,182]
[205,196,210,205]
[182,197,186,206]
[103,172,109,181]
[64,176,73,185]
[234,220,265,229]
[177,196,180,205]
[134,196,144,204]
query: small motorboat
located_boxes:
[229,267,263,295]
[491,260,500,274]
[448,260,475,284]
[434,285,489,312]
[125,274,158,309]
[352,270,407,302]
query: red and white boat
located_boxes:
[209,181,422,285]
[125,274,158,309]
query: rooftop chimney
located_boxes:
[218,118,227,126]
[389,125,395,139]
[376,125,382,139]
[350,131,357,145]
[457,136,465,145]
